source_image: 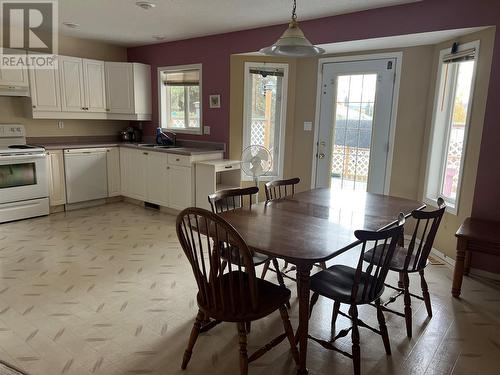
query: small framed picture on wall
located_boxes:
[209,94,221,108]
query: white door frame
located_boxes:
[311,52,403,195]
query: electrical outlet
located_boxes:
[58,121,64,129]
[304,121,312,131]
[204,126,210,135]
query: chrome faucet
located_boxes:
[156,127,177,145]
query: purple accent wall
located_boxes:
[128,0,500,221]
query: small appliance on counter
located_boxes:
[0,124,49,223]
[120,127,142,143]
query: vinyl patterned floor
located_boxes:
[0,202,499,375]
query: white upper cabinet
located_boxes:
[105,62,151,120]
[29,66,62,112]
[83,59,107,113]
[59,56,107,113]
[59,56,85,112]
[28,56,151,120]
[105,62,134,114]
[0,49,29,96]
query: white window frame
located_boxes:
[158,63,203,135]
[423,40,479,215]
[242,62,289,181]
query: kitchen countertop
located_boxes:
[39,142,224,156]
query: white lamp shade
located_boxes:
[260,20,325,57]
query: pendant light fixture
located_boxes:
[260,0,325,57]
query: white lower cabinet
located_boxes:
[47,150,66,206]
[168,165,192,210]
[119,147,222,210]
[147,152,169,206]
[120,147,147,200]
[106,147,121,197]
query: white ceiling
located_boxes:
[58,0,421,47]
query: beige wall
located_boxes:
[0,34,128,138]
[229,27,495,260]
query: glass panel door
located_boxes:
[315,58,397,194]
[332,74,377,191]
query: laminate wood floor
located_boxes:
[0,202,499,375]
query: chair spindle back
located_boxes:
[208,186,258,214]
[405,197,446,272]
[265,177,300,201]
[176,207,259,315]
[352,213,405,303]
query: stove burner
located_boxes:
[8,145,36,149]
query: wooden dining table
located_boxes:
[218,188,425,374]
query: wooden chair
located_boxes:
[208,187,288,296]
[363,198,446,337]
[176,207,299,375]
[308,214,405,375]
[264,177,300,201]
[265,177,327,272]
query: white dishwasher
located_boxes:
[64,148,108,204]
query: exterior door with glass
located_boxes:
[314,58,397,194]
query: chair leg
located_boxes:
[261,259,271,279]
[419,269,432,318]
[349,305,361,375]
[398,271,405,289]
[403,273,412,338]
[375,299,391,355]
[181,310,204,369]
[272,258,290,309]
[245,321,251,333]
[464,251,471,276]
[221,260,228,274]
[279,306,300,365]
[331,301,341,333]
[309,292,319,318]
[237,322,249,375]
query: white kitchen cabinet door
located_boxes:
[120,147,131,196]
[29,67,61,112]
[106,147,121,197]
[168,165,192,210]
[0,49,29,88]
[146,152,169,206]
[83,59,106,113]
[59,56,85,112]
[105,62,134,114]
[47,150,66,206]
[0,65,28,87]
[121,148,147,201]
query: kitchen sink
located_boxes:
[136,143,179,149]
[136,143,157,148]
[155,145,180,149]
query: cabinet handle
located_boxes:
[106,108,110,111]
[32,105,36,108]
[176,158,180,161]
[166,166,170,170]
[143,152,149,155]
[224,165,233,169]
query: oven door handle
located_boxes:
[0,153,47,161]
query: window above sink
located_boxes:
[158,64,202,135]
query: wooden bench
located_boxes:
[452,217,500,297]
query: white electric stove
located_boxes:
[0,124,49,223]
